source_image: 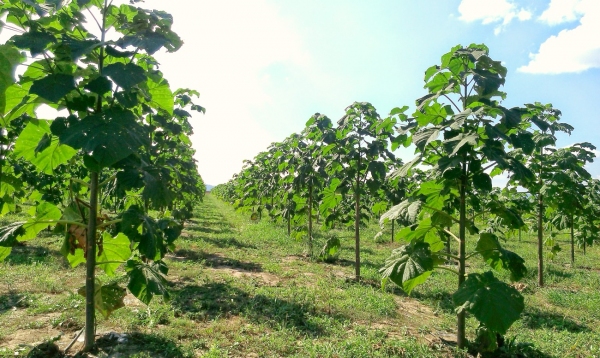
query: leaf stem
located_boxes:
[443,228,461,243]
[435,265,460,276]
[97,219,122,229]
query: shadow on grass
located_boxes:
[0,291,28,314]
[340,246,375,255]
[325,258,380,272]
[171,282,332,337]
[521,307,590,333]
[200,237,257,250]
[4,244,66,267]
[411,290,455,314]
[172,249,262,271]
[475,339,555,358]
[546,267,573,279]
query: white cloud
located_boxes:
[539,0,586,25]
[519,0,600,74]
[457,0,532,34]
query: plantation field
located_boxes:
[1,194,599,357]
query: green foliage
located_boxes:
[0,0,206,348]
[453,272,524,335]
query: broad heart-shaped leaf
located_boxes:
[0,222,26,248]
[453,271,524,335]
[97,232,132,277]
[476,233,527,281]
[380,241,434,294]
[0,44,25,115]
[0,246,11,262]
[126,259,170,305]
[413,127,440,151]
[84,76,112,95]
[78,280,126,319]
[21,202,62,241]
[13,120,77,174]
[30,74,76,102]
[444,132,479,156]
[119,206,165,261]
[146,77,173,115]
[11,31,55,56]
[319,237,341,261]
[57,109,148,168]
[103,63,146,90]
[142,166,175,208]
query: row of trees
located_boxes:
[213,44,599,352]
[0,0,205,350]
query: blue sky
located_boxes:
[143,0,600,185]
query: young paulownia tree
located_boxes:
[0,0,204,351]
[380,44,535,351]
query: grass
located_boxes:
[0,194,598,357]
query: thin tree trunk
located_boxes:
[570,215,575,266]
[457,162,467,349]
[354,160,361,281]
[391,220,394,243]
[308,184,313,257]
[537,193,544,287]
[287,211,290,235]
[84,172,99,351]
[519,228,521,242]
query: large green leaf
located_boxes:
[119,206,165,261]
[146,78,173,115]
[476,233,527,281]
[103,63,146,90]
[30,74,76,102]
[0,44,25,115]
[11,31,55,56]
[13,120,77,174]
[21,202,62,241]
[126,260,170,305]
[380,241,434,293]
[97,232,132,277]
[453,271,524,334]
[78,280,126,319]
[57,109,148,168]
[0,246,11,261]
[0,222,25,247]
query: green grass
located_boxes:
[1,195,599,357]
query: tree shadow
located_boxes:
[521,307,590,333]
[170,282,334,337]
[340,246,375,255]
[546,267,573,279]
[70,331,187,358]
[411,290,455,314]
[4,244,67,267]
[0,291,29,314]
[200,237,257,250]
[325,258,380,272]
[171,249,262,271]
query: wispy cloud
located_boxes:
[457,0,532,35]
[519,0,600,74]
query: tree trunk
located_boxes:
[519,228,521,242]
[287,211,291,236]
[354,161,361,281]
[457,164,467,349]
[570,215,575,266]
[537,193,544,287]
[308,184,313,257]
[391,220,394,243]
[84,172,99,351]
